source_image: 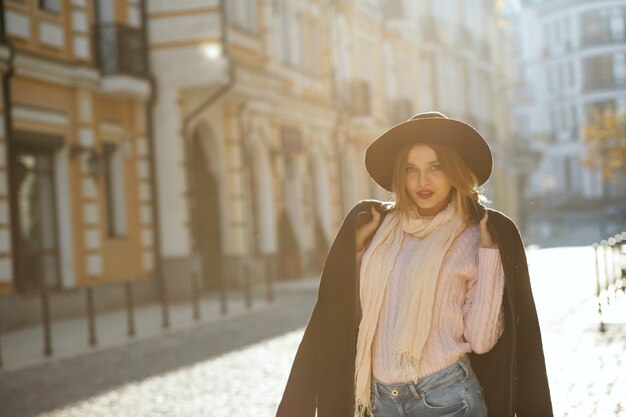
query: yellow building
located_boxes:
[0,0,156,316]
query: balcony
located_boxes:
[583,76,626,92]
[341,80,372,116]
[581,32,624,49]
[94,23,148,78]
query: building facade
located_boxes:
[0,0,516,328]
[0,0,157,327]
[148,0,518,297]
[509,0,626,245]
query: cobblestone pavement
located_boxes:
[0,292,317,417]
[0,247,624,417]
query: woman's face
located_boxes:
[404,143,453,216]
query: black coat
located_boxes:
[276,200,553,417]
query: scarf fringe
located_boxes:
[354,398,373,417]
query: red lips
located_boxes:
[417,190,434,200]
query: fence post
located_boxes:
[125,281,136,337]
[86,286,97,347]
[191,270,200,321]
[219,264,228,315]
[0,297,4,368]
[41,290,53,356]
[266,256,274,303]
[244,261,252,310]
[593,243,605,333]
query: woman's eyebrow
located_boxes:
[406,160,439,166]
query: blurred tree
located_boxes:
[581,108,626,181]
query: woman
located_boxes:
[276,112,553,417]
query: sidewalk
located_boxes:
[0,276,321,373]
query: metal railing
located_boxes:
[593,232,626,332]
[94,23,148,78]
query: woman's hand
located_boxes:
[356,206,381,251]
[479,211,497,249]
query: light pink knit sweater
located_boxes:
[357,222,505,384]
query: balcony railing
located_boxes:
[583,76,626,92]
[94,23,148,78]
[581,32,624,48]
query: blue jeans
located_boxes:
[370,355,488,417]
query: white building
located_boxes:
[509,0,626,245]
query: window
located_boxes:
[13,141,61,292]
[583,55,614,91]
[614,53,626,87]
[227,0,258,33]
[546,66,554,93]
[103,143,128,238]
[571,106,579,137]
[277,1,294,64]
[581,9,612,46]
[610,8,625,42]
[550,108,558,136]
[39,0,60,13]
[557,63,565,91]
[309,20,321,75]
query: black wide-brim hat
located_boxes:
[365,111,493,192]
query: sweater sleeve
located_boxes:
[462,247,506,354]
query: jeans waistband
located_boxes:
[371,355,473,400]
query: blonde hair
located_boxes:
[391,142,489,225]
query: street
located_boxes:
[0,247,624,417]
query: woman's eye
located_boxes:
[431,165,441,171]
[405,166,416,173]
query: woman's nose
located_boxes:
[418,172,431,186]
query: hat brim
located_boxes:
[365,118,493,192]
